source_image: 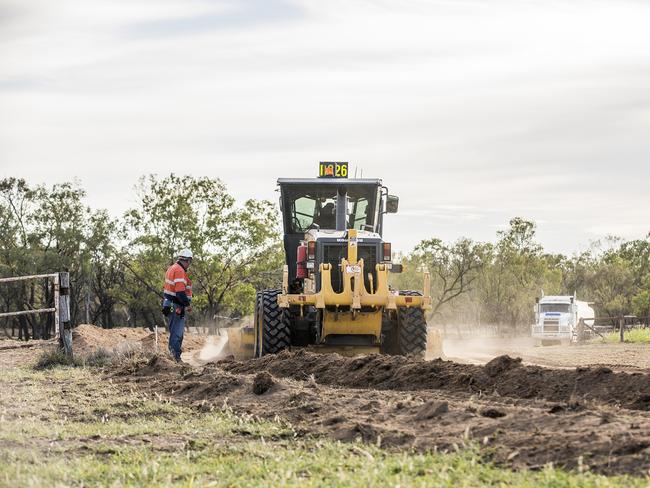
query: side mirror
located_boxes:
[385,195,399,213]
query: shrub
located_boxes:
[83,347,113,367]
[34,348,80,370]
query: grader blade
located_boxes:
[226,325,255,360]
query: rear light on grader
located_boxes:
[382,242,392,262]
[307,241,316,261]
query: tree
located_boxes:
[479,218,560,332]
[407,237,487,318]
[121,174,283,325]
[1,173,646,338]
[0,179,94,337]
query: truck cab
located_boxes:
[532,294,595,344]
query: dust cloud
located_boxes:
[197,334,230,363]
[188,315,253,365]
[442,334,537,365]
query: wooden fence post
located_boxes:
[577,318,584,342]
[619,315,625,343]
[53,273,60,337]
[59,272,73,359]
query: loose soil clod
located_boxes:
[415,400,449,420]
[479,407,506,419]
[252,372,275,395]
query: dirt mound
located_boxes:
[111,353,650,477]
[219,351,650,411]
[138,329,206,353]
[73,324,149,355]
[110,353,185,377]
[135,354,184,376]
[484,355,522,376]
[72,324,206,357]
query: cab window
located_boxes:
[283,184,379,233]
[288,188,337,232]
[348,197,370,230]
[540,304,570,313]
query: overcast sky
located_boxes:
[1,0,649,254]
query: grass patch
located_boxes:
[3,360,648,487]
[4,439,647,488]
[33,347,82,369]
[603,328,650,344]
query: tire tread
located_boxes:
[397,291,427,358]
[260,289,291,355]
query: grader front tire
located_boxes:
[255,290,291,357]
[397,291,427,358]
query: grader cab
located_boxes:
[232,162,439,359]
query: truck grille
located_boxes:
[543,319,560,333]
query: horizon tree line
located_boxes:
[1,176,648,339]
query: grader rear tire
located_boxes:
[397,291,427,358]
[255,290,291,357]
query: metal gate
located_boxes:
[0,272,72,356]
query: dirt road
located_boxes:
[443,336,650,371]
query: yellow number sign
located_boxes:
[319,162,349,178]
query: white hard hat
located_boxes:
[178,248,193,259]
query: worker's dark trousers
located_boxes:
[168,306,185,361]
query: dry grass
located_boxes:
[34,342,155,371]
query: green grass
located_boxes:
[603,327,650,344]
[5,440,643,488]
[1,362,648,487]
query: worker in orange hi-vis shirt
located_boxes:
[162,249,193,362]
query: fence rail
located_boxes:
[0,273,59,284]
[0,308,57,319]
[579,315,649,342]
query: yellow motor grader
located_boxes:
[229,162,441,359]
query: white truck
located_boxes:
[532,294,595,345]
